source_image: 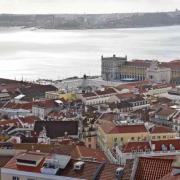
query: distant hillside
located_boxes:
[0,10,180,29]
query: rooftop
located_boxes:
[122,141,151,153]
[95,88,117,96]
[149,126,175,134]
[3,151,119,180]
[34,120,78,139]
[115,93,136,100]
[72,145,107,162]
[156,108,176,117]
[152,139,180,151]
[100,123,148,134]
[134,157,174,180]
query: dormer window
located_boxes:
[13,177,19,180]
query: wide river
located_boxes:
[0,26,180,80]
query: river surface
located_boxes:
[0,26,180,80]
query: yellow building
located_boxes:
[97,120,178,151]
[97,121,149,150]
[45,91,76,100]
[149,126,178,141]
[119,61,148,81]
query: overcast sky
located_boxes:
[0,0,180,14]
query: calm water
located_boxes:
[0,26,180,80]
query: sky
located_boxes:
[0,0,179,14]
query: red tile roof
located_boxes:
[160,60,180,70]
[122,141,151,153]
[128,60,152,67]
[111,124,147,134]
[149,126,175,134]
[73,145,107,162]
[4,152,46,173]
[100,123,147,134]
[152,84,172,89]
[99,112,116,122]
[115,93,136,100]
[20,116,39,124]
[0,116,39,127]
[156,108,176,117]
[4,102,34,110]
[0,156,13,167]
[99,120,116,134]
[0,118,20,127]
[98,163,120,180]
[152,139,180,151]
[116,80,150,91]
[3,151,118,180]
[96,88,117,96]
[135,157,174,180]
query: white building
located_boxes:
[101,54,127,81]
[76,88,118,106]
[146,61,171,83]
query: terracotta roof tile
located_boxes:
[156,108,176,117]
[0,156,13,167]
[99,120,116,134]
[149,126,175,134]
[135,157,174,180]
[3,151,118,180]
[96,88,117,96]
[99,112,116,122]
[152,139,180,151]
[109,124,148,134]
[74,145,107,162]
[115,93,136,100]
[122,141,151,153]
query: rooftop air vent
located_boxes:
[116,167,124,179]
[81,157,96,162]
[74,161,85,171]
[41,154,71,175]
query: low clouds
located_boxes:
[0,0,179,14]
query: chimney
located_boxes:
[113,54,116,58]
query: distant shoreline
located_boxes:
[0,10,180,30]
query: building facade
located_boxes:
[101,55,180,84]
[101,54,127,81]
[146,61,171,83]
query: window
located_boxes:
[149,75,153,79]
[88,137,91,142]
[131,137,134,141]
[163,136,166,139]
[120,137,123,142]
[114,138,117,143]
[88,144,91,148]
[12,177,20,180]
